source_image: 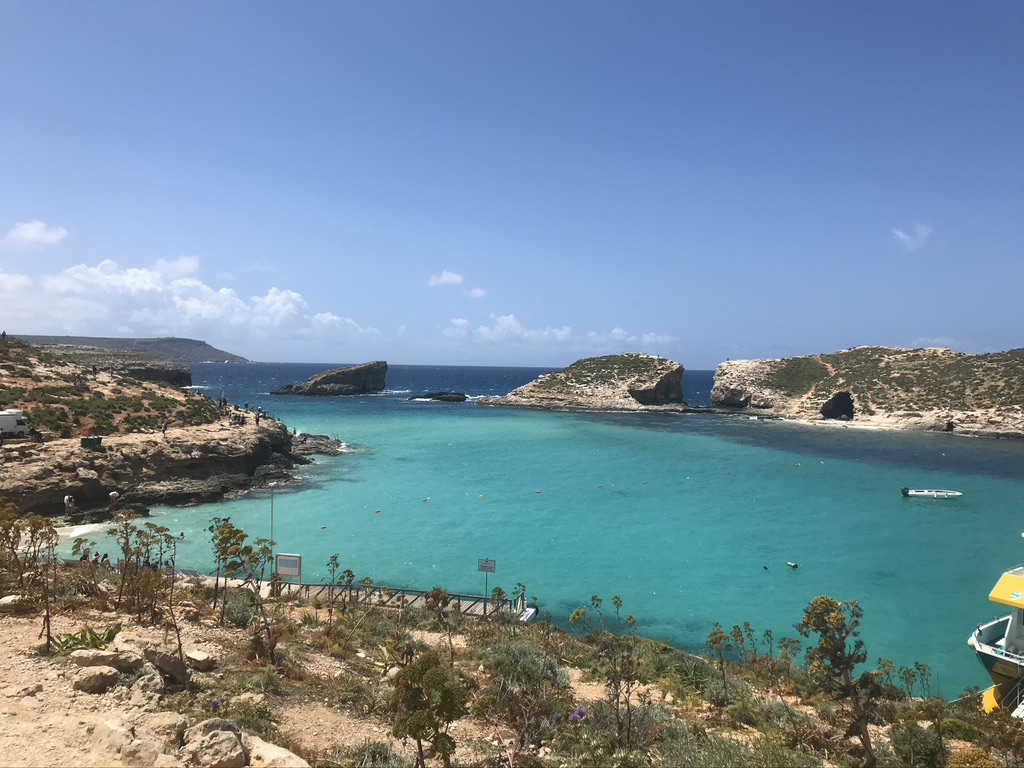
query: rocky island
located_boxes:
[272,361,387,396]
[478,353,685,411]
[711,346,1024,438]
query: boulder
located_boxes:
[73,665,120,693]
[144,646,191,686]
[70,648,144,673]
[186,649,216,671]
[133,711,189,750]
[184,719,245,768]
[243,733,311,767]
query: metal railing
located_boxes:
[272,581,529,619]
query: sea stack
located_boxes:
[273,361,387,396]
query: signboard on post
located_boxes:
[276,553,302,582]
[478,559,496,617]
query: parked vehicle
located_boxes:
[0,409,28,438]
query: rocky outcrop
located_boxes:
[478,354,685,412]
[0,419,345,516]
[411,392,468,402]
[710,346,1024,437]
[273,361,387,396]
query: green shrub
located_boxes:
[703,674,750,707]
[225,589,256,628]
[344,740,407,768]
[940,717,979,741]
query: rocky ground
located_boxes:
[0,603,607,768]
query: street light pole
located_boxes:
[270,484,276,559]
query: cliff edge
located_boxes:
[711,346,1024,437]
[478,353,685,411]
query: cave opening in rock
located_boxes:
[821,391,854,420]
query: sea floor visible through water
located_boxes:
[65,363,1024,697]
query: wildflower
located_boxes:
[552,713,563,724]
[569,712,581,725]
[211,700,222,712]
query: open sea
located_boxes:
[68,362,1024,698]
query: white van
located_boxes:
[0,409,29,437]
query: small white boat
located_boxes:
[901,487,963,499]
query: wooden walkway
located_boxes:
[270,581,535,621]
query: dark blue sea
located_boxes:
[66,363,1024,697]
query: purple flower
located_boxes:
[553,713,563,724]
[575,706,587,718]
[211,700,222,712]
[568,713,581,725]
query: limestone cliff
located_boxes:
[478,354,685,411]
[273,361,387,396]
[711,347,1024,437]
[31,344,193,387]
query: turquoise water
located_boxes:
[69,364,1024,697]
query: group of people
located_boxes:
[64,489,121,515]
[80,552,112,568]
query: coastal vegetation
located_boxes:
[765,347,1024,410]
[0,508,1021,766]
[0,338,218,438]
[712,347,1024,436]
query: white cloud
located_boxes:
[3,220,68,248]
[474,314,573,343]
[464,287,487,299]
[444,318,471,339]
[892,222,933,251]
[6,257,380,345]
[441,316,675,359]
[427,270,464,287]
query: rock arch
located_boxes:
[821,391,854,420]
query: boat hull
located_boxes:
[902,487,962,499]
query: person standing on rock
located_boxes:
[162,420,169,437]
[64,494,76,514]
[109,490,119,506]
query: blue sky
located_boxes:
[1,3,1021,368]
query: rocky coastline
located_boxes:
[0,418,347,518]
[710,347,1024,438]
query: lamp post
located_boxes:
[269,483,277,559]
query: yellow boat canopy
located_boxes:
[990,571,1024,609]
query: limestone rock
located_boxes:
[243,733,311,767]
[273,361,387,396]
[410,392,468,403]
[184,719,245,768]
[70,648,144,673]
[710,347,1024,437]
[73,665,120,693]
[5,682,42,697]
[133,711,189,750]
[186,649,216,671]
[479,354,685,412]
[144,646,191,686]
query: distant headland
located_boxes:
[11,335,248,364]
